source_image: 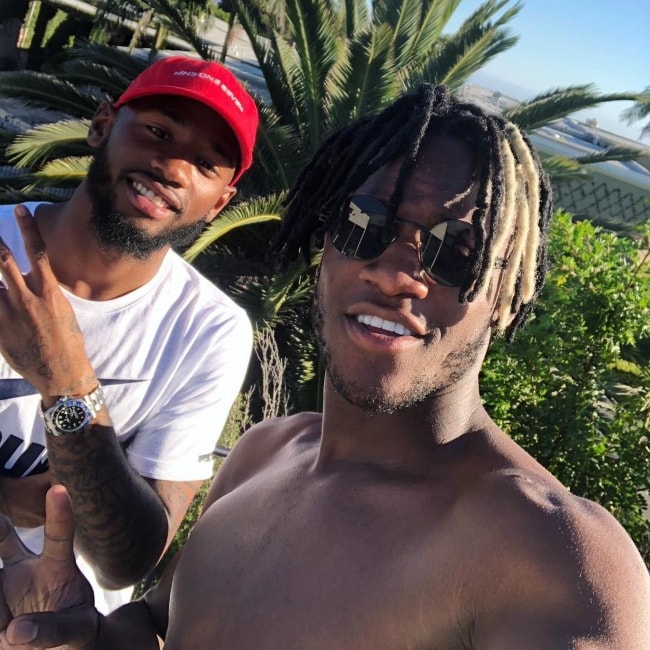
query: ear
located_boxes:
[87,102,117,148]
[205,186,237,224]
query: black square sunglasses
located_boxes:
[329,195,504,287]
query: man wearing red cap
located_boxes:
[0,56,259,613]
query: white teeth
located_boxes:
[395,323,411,335]
[357,314,413,336]
[132,181,168,209]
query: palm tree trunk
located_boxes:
[220,11,238,63]
[128,8,154,53]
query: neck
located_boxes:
[317,374,491,471]
[34,189,168,300]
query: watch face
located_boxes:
[50,400,92,434]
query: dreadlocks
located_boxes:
[272,84,553,340]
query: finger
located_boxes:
[41,486,75,564]
[0,573,12,633]
[0,234,24,294]
[13,205,54,289]
[0,515,30,568]
[5,606,98,648]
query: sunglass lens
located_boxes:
[330,196,394,260]
[420,221,474,286]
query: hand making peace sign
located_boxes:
[0,205,96,403]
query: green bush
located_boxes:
[482,211,650,560]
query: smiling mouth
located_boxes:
[356,314,414,336]
[130,179,176,212]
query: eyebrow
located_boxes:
[156,106,238,167]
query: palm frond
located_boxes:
[7,120,91,169]
[229,0,303,130]
[326,25,398,129]
[429,27,517,91]
[142,0,214,59]
[407,0,463,60]
[33,156,92,186]
[229,258,317,328]
[372,0,422,69]
[504,87,640,131]
[66,42,150,81]
[0,72,101,119]
[575,146,648,166]
[539,155,589,184]
[621,88,650,122]
[341,0,371,38]
[283,0,341,149]
[262,31,304,129]
[410,3,518,91]
[621,87,650,139]
[57,61,134,100]
[246,104,305,193]
[183,193,285,262]
[464,0,522,28]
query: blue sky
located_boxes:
[444,0,649,142]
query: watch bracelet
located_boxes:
[41,383,106,436]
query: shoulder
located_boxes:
[466,467,643,569]
[163,252,229,302]
[161,252,252,342]
[203,413,321,507]
[462,468,650,646]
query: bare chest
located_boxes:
[164,469,473,650]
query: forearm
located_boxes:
[0,471,50,527]
[46,416,169,589]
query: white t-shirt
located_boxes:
[0,202,253,612]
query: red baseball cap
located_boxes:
[114,56,259,184]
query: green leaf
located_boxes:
[183,194,285,262]
[7,120,91,169]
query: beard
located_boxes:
[85,142,208,260]
[312,275,489,415]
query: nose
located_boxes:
[358,226,429,299]
[150,149,192,187]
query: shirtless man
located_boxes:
[0,84,647,649]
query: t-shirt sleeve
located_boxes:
[125,306,253,481]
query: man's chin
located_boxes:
[328,368,430,416]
